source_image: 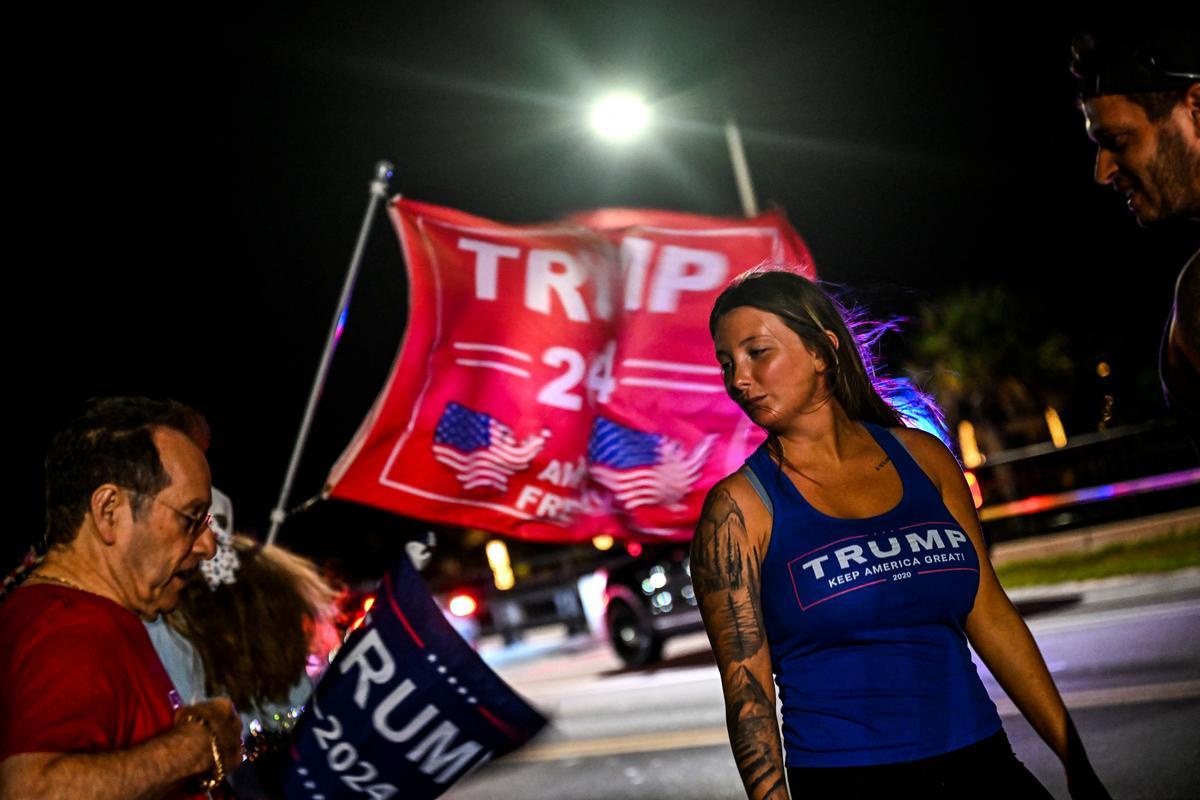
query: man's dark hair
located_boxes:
[1071,24,1200,122]
[44,397,206,547]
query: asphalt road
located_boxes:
[447,568,1200,800]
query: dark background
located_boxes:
[13,2,1198,577]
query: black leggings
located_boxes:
[785,730,1053,800]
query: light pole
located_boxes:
[587,91,760,218]
[723,118,758,218]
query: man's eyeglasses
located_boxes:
[135,494,213,538]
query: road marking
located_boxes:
[508,679,1200,763]
[509,726,730,762]
[994,679,1200,717]
[1026,599,1200,635]
[521,665,720,701]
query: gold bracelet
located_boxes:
[182,713,224,791]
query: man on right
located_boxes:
[1071,24,1200,439]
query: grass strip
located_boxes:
[995,526,1200,589]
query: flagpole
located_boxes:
[266,160,394,545]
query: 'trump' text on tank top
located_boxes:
[746,422,1001,768]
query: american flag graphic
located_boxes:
[588,417,715,511]
[433,403,549,492]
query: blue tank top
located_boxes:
[743,422,1001,768]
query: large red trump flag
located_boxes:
[326,199,815,542]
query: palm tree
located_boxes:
[904,286,1074,456]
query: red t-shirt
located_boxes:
[0,583,206,798]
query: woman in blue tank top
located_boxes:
[693,270,1110,799]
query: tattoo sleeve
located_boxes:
[692,488,788,800]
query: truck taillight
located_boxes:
[448,594,477,617]
[964,470,983,509]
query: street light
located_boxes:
[586,90,759,218]
[589,91,651,143]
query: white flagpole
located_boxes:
[266,160,394,545]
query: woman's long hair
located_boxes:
[168,535,338,712]
[709,268,945,466]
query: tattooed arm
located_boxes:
[691,476,788,800]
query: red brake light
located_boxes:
[448,594,477,617]
[964,470,983,510]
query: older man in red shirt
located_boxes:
[0,397,243,799]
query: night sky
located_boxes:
[15,2,1199,575]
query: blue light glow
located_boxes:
[335,307,348,343]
